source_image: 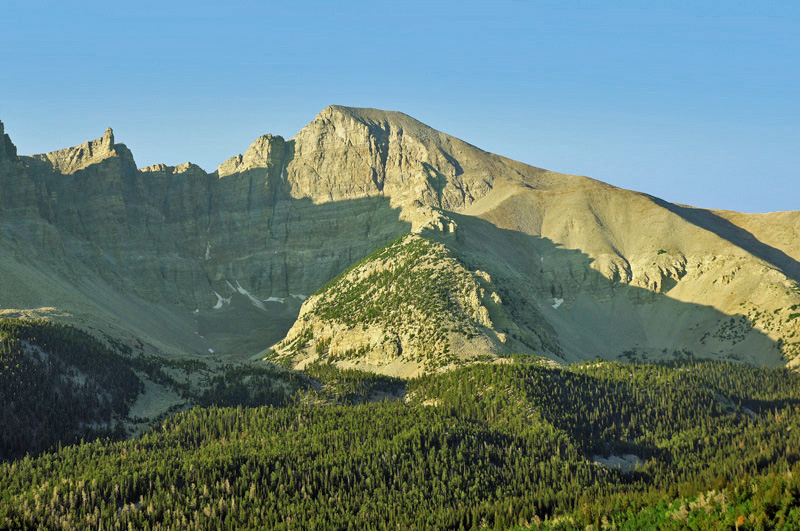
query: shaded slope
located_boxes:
[0,319,141,459]
[271,221,788,375]
[658,200,800,281]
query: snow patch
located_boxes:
[552,298,564,309]
[213,291,231,310]
[205,242,211,260]
[593,454,643,473]
[208,349,214,354]
[290,294,308,301]
[217,279,289,309]
[193,309,199,314]
[235,281,267,310]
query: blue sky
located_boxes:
[1,1,797,213]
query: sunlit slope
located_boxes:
[453,184,800,365]
[0,108,798,370]
[269,234,535,377]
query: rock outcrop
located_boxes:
[0,120,18,163]
[29,127,117,175]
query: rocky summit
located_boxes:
[1,106,799,378]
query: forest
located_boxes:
[3,320,800,530]
[0,319,140,460]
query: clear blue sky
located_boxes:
[1,1,797,213]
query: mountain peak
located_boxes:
[139,161,206,175]
[287,104,550,210]
[309,105,438,139]
[28,127,126,175]
[0,120,18,162]
[322,104,413,121]
[216,133,286,178]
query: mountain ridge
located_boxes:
[0,106,798,380]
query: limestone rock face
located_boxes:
[0,118,413,358]
[0,106,798,371]
[286,106,596,211]
[217,134,285,178]
[0,122,40,217]
[29,127,118,175]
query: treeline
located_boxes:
[194,363,308,408]
[4,358,800,529]
[0,319,141,460]
[303,362,406,404]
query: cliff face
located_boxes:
[8,118,413,308]
[2,106,571,313]
[0,121,37,216]
[0,111,419,358]
[0,107,798,370]
[0,121,18,165]
[285,106,599,210]
[29,127,118,175]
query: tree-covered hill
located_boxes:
[0,319,142,460]
[4,358,800,529]
[270,234,528,375]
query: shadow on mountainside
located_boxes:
[1,142,413,361]
[192,193,412,360]
[1,127,789,367]
[424,211,785,367]
[650,197,800,283]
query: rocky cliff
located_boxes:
[0,107,798,372]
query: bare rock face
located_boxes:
[0,106,798,371]
[0,121,18,162]
[29,127,117,175]
[217,134,284,178]
[286,106,594,211]
[0,116,415,358]
[0,121,38,216]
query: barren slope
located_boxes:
[0,107,798,375]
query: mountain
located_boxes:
[0,106,799,380]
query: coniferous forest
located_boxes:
[0,319,140,460]
[4,320,800,529]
